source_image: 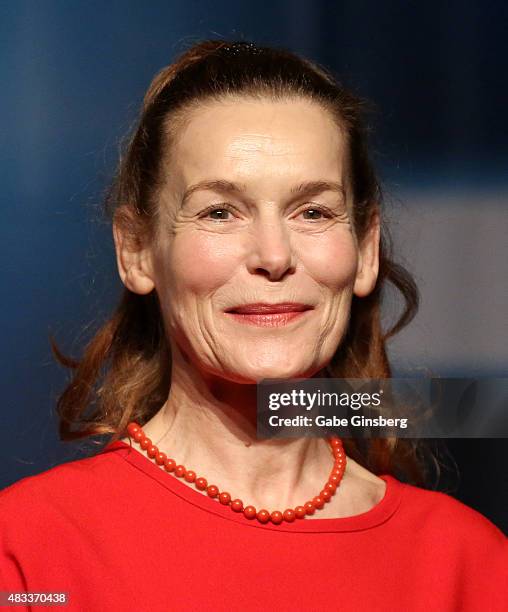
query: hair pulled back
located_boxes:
[52,39,437,486]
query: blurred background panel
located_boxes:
[1,1,506,531]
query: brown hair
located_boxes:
[51,39,440,487]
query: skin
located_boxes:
[114,96,386,517]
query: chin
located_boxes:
[233,361,318,383]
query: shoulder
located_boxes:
[0,448,130,588]
[397,478,506,552]
[0,447,124,524]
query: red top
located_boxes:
[0,440,506,611]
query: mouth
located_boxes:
[225,302,313,314]
[224,303,314,327]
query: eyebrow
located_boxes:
[180,179,346,207]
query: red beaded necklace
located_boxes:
[126,422,347,525]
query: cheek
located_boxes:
[302,231,358,288]
[162,232,239,296]
[154,227,358,304]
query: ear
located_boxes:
[112,207,155,295]
[353,210,380,298]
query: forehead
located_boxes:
[164,97,347,194]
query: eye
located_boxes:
[298,205,334,221]
[200,203,236,222]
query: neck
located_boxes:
[138,344,337,511]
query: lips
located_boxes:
[225,302,313,314]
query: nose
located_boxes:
[246,216,296,281]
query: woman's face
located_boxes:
[119,97,379,383]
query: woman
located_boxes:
[0,40,506,611]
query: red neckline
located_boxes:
[101,440,405,533]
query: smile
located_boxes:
[224,310,312,327]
